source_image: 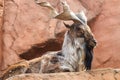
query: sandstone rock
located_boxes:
[0,0,3,70]
[6,69,120,80]
[2,0,102,70]
[1,0,120,72]
[91,0,120,69]
[0,18,2,69]
[2,0,64,70]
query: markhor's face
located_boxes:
[74,25,85,37]
[64,23,86,38]
[69,24,85,38]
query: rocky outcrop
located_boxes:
[91,0,120,69]
[6,69,120,80]
[2,0,102,70]
[1,0,120,72]
[2,0,64,70]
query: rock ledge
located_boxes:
[6,68,120,80]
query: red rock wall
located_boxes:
[1,0,120,70]
[0,0,3,70]
[91,0,120,69]
[80,0,120,69]
[2,0,66,70]
[1,0,97,69]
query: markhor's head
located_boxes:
[63,22,86,38]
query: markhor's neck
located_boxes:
[62,31,86,61]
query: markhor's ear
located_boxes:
[63,22,71,28]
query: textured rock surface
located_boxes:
[6,69,120,80]
[1,0,120,71]
[0,0,3,70]
[2,0,64,69]
[2,0,102,70]
[91,0,120,69]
